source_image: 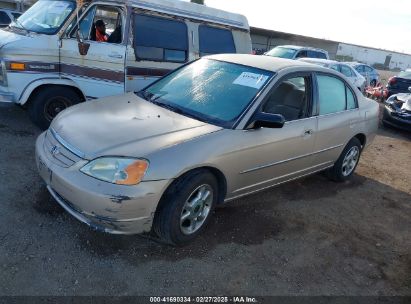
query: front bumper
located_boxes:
[35,132,171,234]
[382,106,411,132]
[0,90,14,103]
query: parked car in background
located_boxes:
[265,45,329,60]
[0,0,252,130]
[386,70,411,98]
[299,58,366,92]
[35,54,379,245]
[383,90,411,131]
[0,9,21,28]
[345,62,380,87]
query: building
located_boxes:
[0,0,34,11]
[250,26,411,71]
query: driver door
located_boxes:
[59,4,126,99]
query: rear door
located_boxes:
[312,73,361,166]
[60,3,126,99]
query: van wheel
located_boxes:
[153,170,218,246]
[327,138,362,182]
[28,86,82,130]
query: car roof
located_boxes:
[207,54,319,73]
[299,58,338,65]
[275,45,328,53]
[100,0,249,30]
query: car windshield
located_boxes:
[398,71,411,79]
[11,0,75,34]
[265,47,297,59]
[138,59,274,128]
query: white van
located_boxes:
[0,0,251,129]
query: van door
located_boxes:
[125,12,190,93]
[60,4,126,100]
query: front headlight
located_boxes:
[80,157,149,186]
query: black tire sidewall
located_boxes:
[156,171,219,245]
[329,138,362,182]
[28,86,81,130]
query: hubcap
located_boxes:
[180,184,213,235]
[44,97,71,122]
[342,146,360,177]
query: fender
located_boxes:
[18,77,86,105]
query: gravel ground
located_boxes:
[0,103,410,296]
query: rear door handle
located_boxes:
[303,129,314,136]
[108,53,123,59]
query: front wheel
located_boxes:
[327,138,362,182]
[153,170,218,246]
[28,86,82,130]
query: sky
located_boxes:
[182,0,411,54]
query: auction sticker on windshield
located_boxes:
[233,72,269,89]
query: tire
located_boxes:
[153,170,218,246]
[28,86,82,130]
[327,138,362,182]
[370,79,377,87]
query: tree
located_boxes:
[191,0,205,4]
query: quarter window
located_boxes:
[347,88,356,110]
[199,25,236,56]
[134,14,188,62]
[317,75,357,115]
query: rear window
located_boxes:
[134,14,188,62]
[0,11,11,24]
[199,25,236,56]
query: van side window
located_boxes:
[317,75,357,115]
[134,14,188,62]
[199,25,235,56]
[0,11,11,25]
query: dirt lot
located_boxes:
[0,103,410,296]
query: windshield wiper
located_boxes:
[11,19,30,34]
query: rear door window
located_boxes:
[316,52,327,59]
[199,25,235,56]
[295,50,308,58]
[340,65,353,77]
[134,14,188,62]
[0,11,11,24]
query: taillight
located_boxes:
[388,77,397,85]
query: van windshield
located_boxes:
[11,0,75,34]
[138,59,274,128]
[265,47,297,59]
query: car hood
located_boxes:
[51,93,222,160]
[0,28,24,49]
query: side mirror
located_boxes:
[76,30,90,56]
[248,112,285,129]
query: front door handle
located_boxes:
[108,53,123,59]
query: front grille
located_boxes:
[44,131,82,167]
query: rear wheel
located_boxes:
[28,86,82,130]
[327,138,362,182]
[153,170,218,246]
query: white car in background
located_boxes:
[299,58,366,92]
